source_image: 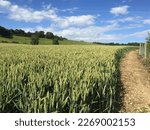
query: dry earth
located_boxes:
[120,50,150,112]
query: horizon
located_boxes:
[0,0,150,43]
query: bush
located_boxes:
[12,41,19,44]
[52,38,59,45]
[30,35,39,45]
[1,40,9,43]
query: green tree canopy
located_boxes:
[45,32,54,39]
[0,26,13,38]
[146,32,150,44]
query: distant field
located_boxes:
[0,35,90,45]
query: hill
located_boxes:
[0,35,90,45]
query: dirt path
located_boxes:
[120,50,150,112]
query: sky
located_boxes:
[0,0,150,43]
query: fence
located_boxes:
[139,43,150,59]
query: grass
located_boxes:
[0,35,90,45]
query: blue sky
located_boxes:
[0,0,150,43]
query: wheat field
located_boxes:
[0,44,131,113]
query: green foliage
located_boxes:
[11,29,27,37]
[45,32,54,39]
[30,35,39,45]
[52,38,59,45]
[35,31,45,38]
[146,32,150,44]
[140,33,150,65]
[146,33,150,58]
[0,26,13,38]
[146,33,150,53]
[0,44,132,113]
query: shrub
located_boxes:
[52,38,59,45]
[30,35,39,45]
[12,41,19,44]
[1,40,9,43]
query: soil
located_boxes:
[120,50,150,112]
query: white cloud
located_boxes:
[19,27,35,32]
[129,30,150,38]
[117,17,140,23]
[0,0,96,28]
[60,7,79,13]
[9,5,57,22]
[143,19,150,24]
[110,5,129,16]
[0,0,57,22]
[52,23,119,42]
[55,15,96,28]
[108,17,135,24]
[0,0,11,7]
[36,26,55,33]
[66,15,95,25]
[108,16,142,27]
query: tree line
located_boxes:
[93,42,142,46]
[0,26,67,45]
[10,29,67,41]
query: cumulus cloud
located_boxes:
[0,0,11,7]
[9,6,57,22]
[0,0,57,22]
[110,5,129,16]
[0,0,96,28]
[54,15,96,28]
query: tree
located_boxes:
[30,35,39,45]
[52,37,59,45]
[11,29,26,36]
[146,32,150,43]
[146,33,150,57]
[45,32,54,39]
[0,26,13,38]
[26,32,32,37]
[35,31,45,38]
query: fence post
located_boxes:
[139,43,141,55]
[145,43,147,59]
[142,44,144,56]
[143,44,144,57]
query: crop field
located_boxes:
[0,44,131,113]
